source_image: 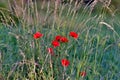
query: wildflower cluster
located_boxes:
[33,31,86,77]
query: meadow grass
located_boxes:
[0,1,120,80]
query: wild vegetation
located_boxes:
[0,0,120,80]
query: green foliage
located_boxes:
[0,1,120,80]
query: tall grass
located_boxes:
[0,0,120,80]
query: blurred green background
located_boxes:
[0,0,120,10]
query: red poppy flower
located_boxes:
[55,35,62,41]
[47,48,54,55]
[61,59,70,67]
[33,32,43,39]
[69,31,78,39]
[60,37,69,43]
[52,40,60,48]
[80,71,86,77]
